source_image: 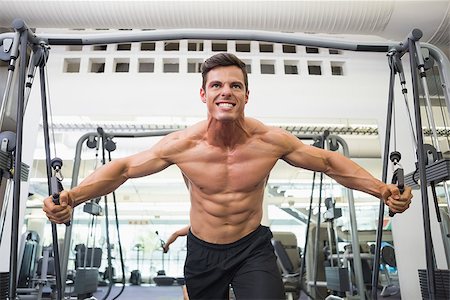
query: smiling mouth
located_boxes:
[216,103,235,108]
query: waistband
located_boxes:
[187,225,270,250]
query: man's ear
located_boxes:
[245,90,250,104]
[200,88,206,103]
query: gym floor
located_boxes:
[89,285,339,300]
[90,285,402,300]
[92,284,184,299]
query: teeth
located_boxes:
[218,103,234,108]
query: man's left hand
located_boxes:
[381,184,413,214]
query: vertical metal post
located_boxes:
[335,136,366,300]
[39,63,63,300]
[312,171,324,295]
[371,53,396,300]
[9,26,27,300]
[409,38,436,300]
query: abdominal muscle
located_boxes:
[189,188,265,244]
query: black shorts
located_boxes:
[184,225,285,300]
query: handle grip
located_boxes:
[51,176,71,226]
[389,168,404,217]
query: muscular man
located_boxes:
[44,53,413,300]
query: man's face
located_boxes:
[200,66,249,122]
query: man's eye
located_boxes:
[211,83,220,88]
[232,84,242,89]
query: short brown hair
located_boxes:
[201,53,248,91]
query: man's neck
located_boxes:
[205,117,250,149]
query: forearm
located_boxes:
[68,159,129,207]
[325,154,385,198]
[165,234,178,247]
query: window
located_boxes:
[163,59,179,73]
[114,59,129,72]
[212,41,227,52]
[261,60,275,74]
[259,43,274,53]
[117,43,131,51]
[284,60,299,74]
[141,42,156,51]
[306,47,319,54]
[329,49,341,55]
[89,59,105,73]
[282,45,296,53]
[188,41,204,51]
[187,59,203,73]
[308,61,322,75]
[164,42,179,51]
[331,62,344,76]
[138,59,155,73]
[63,58,80,73]
[93,45,107,51]
[242,60,252,74]
[236,42,251,52]
[67,45,82,51]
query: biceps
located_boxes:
[125,153,172,178]
[283,147,329,172]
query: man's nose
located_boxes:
[221,84,232,96]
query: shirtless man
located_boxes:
[43,53,413,300]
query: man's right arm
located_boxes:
[43,134,176,224]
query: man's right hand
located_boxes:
[42,190,73,224]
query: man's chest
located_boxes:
[177,144,279,193]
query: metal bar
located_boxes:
[39,64,63,300]
[9,25,27,300]
[0,32,20,129]
[312,171,324,295]
[335,135,366,300]
[421,44,450,113]
[371,53,396,300]
[37,28,391,52]
[409,38,436,300]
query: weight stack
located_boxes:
[418,269,450,299]
[0,272,9,300]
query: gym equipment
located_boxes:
[17,231,39,288]
[379,244,400,297]
[153,270,176,287]
[74,244,102,269]
[2,21,449,299]
[418,269,450,300]
[15,246,58,300]
[130,243,143,286]
[7,21,67,300]
[372,29,450,300]
[323,197,350,297]
[271,231,302,300]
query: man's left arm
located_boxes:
[280,131,412,213]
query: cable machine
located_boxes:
[371,29,450,300]
[1,19,450,299]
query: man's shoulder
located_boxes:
[163,122,205,144]
[246,117,287,136]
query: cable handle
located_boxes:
[388,151,404,217]
[50,157,71,226]
[389,167,405,217]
